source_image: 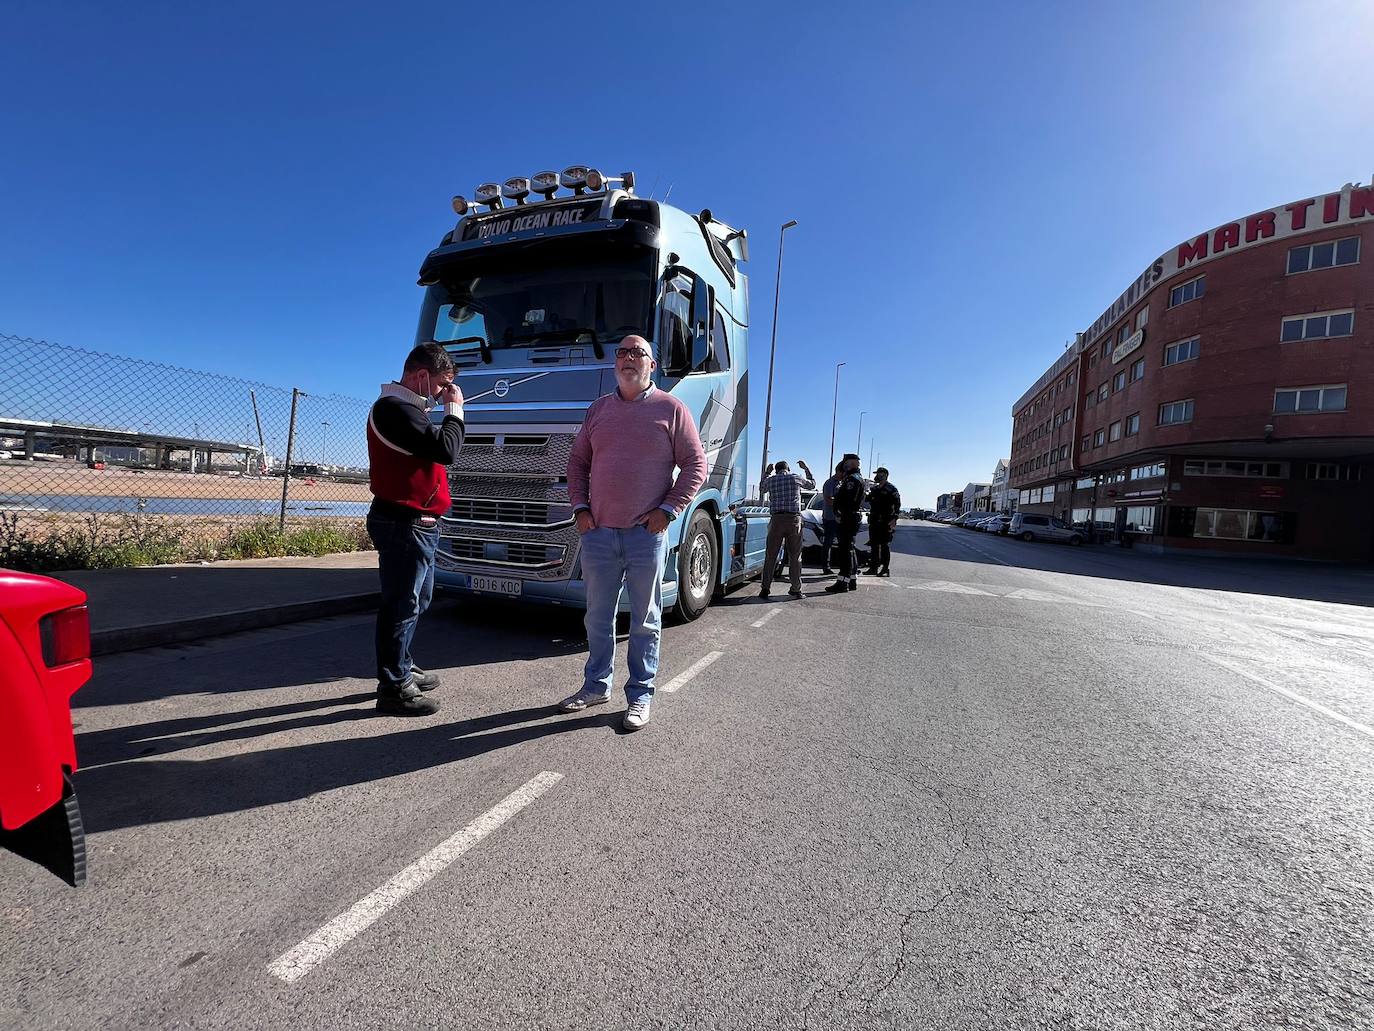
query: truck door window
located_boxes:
[708,308,730,373]
[660,272,693,374]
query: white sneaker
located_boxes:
[623,697,652,730]
[559,687,611,713]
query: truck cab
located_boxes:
[414,167,767,619]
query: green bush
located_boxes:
[0,511,371,572]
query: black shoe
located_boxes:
[877,568,891,577]
[824,581,849,594]
[759,588,771,598]
[821,567,834,575]
[847,580,858,591]
[411,666,440,692]
[376,684,441,717]
[788,589,804,598]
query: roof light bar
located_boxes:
[451,195,469,216]
[501,177,531,205]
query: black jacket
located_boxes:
[832,472,866,522]
[868,481,901,523]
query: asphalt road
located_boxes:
[4,522,1373,1030]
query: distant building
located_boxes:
[1008,179,1374,559]
[990,458,1013,512]
[962,482,992,513]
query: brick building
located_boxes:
[1009,180,1374,561]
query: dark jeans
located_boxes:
[868,522,893,571]
[821,518,838,568]
[367,510,438,692]
[836,519,860,581]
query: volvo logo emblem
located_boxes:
[493,379,510,398]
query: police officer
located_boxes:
[863,467,901,577]
[825,454,866,594]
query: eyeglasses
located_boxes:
[614,347,652,360]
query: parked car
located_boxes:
[1,571,92,885]
[799,493,871,565]
[975,514,1011,534]
[1009,513,1085,545]
[952,512,989,528]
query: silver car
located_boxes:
[1009,513,1084,545]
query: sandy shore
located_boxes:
[0,462,371,502]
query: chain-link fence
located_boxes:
[1,333,375,569]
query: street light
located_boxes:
[828,361,846,473]
[856,410,868,461]
[759,219,799,488]
[321,420,330,465]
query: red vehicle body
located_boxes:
[0,570,91,884]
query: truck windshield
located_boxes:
[417,255,654,357]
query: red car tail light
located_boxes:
[39,605,91,668]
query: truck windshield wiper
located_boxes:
[523,328,605,360]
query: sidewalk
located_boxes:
[49,551,381,656]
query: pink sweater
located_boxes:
[567,386,708,529]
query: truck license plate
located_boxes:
[470,575,522,597]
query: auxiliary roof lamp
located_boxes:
[473,182,503,210]
[531,170,560,201]
[501,177,531,205]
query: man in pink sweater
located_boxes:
[558,335,707,729]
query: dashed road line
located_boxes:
[662,650,724,693]
[268,771,564,984]
[1202,654,1374,742]
[751,606,784,629]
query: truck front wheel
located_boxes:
[674,510,717,622]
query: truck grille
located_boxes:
[440,535,566,570]
[449,433,575,477]
[445,497,573,527]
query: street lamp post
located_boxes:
[856,410,868,462]
[828,361,846,473]
[759,219,798,489]
[321,420,330,465]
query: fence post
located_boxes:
[279,387,301,534]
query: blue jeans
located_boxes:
[367,510,438,692]
[821,518,838,568]
[580,525,668,703]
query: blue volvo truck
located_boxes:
[413,166,768,620]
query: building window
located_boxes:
[1193,508,1291,542]
[1112,371,1126,392]
[1184,460,1288,478]
[1129,462,1166,480]
[1287,236,1360,274]
[1280,310,1355,342]
[1042,484,1055,502]
[1305,462,1362,481]
[1123,506,1156,534]
[1086,392,1096,409]
[1129,357,1145,382]
[1094,428,1105,446]
[1082,434,1091,450]
[1097,382,1109,402]
[1163,337,1201,365]
[1076,477,1094,489]
[1273,384,1347,413]
[1059,444,1068,460]
[1125,412,1140,436]
[1100,340,1110,359]
[1108,421,1122,442]
[1168,275,1205,308]
[1158,399,1194,425]
[1067,370,1076,385]
[1136,307,1149,329]
[1117,325,1129,344]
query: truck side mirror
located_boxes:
[689,277,712,372]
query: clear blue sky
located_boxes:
[4,1,1372,506]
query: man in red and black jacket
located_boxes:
[366,342,465,716]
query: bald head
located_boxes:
[614,334,655,398]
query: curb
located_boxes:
[90,592,381,657]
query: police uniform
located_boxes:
[864,475,901,576]
[826,460,866,592]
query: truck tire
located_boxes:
[674,510,717,622]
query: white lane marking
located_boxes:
[751,606,784,629]
[268,771,564,983]
[1203,655,1374,742]
[912,580,994,596]
[662,650,724,693]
